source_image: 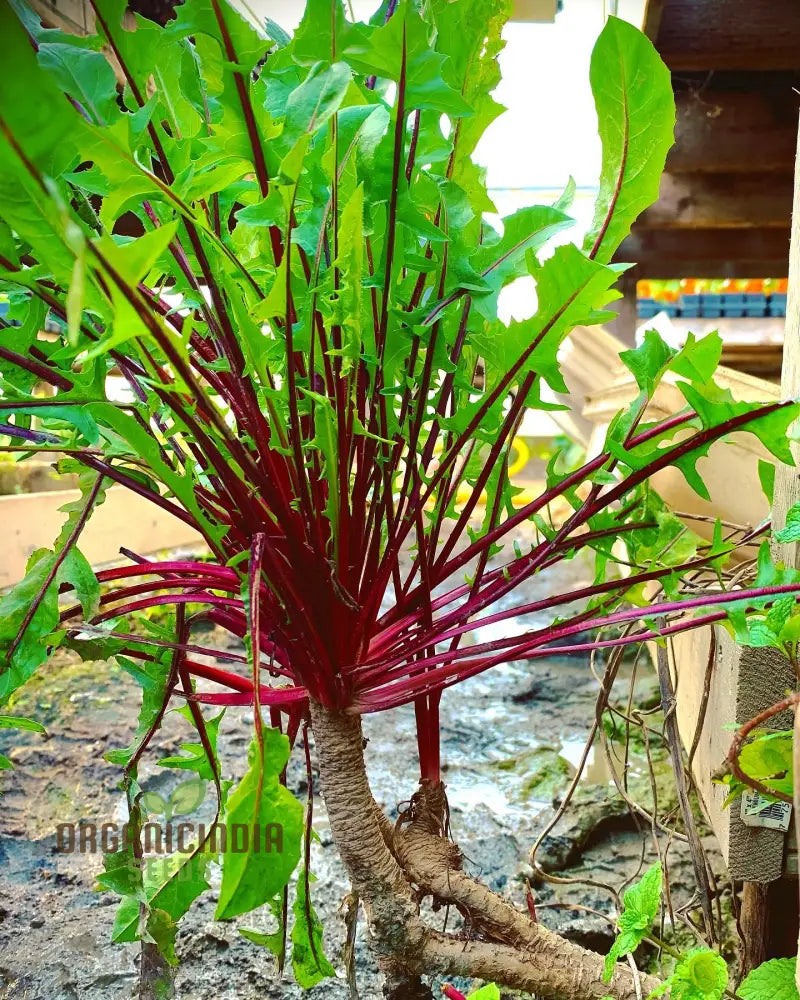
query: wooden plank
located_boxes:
[669,82,800,175]
[28,0,94,34]
[603,272,637,346]
[510,0,558,21]
[641,0,666,39]
[617,227,790,279]
[1,487,203,588]
[771,122,800,564]
[655,0,800,71]
[639,173,794,230]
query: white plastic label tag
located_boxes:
[740,789,792,832]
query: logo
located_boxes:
[54,777,284,856]
[140,777,207,822]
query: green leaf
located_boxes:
[0,5,79,174]
[471,204,574,319]
[291,869,336,988]
[215,731,304,920]
[740,958,799,1000]
[0,532,99,704]
[37,43,119,127]
[330,182,366,375]
[158,708,223,780]
[0,715,46,733]
[652,949,728,1000]
[476,244,620,397]
[604,862,661,982]
[284,62,352,139]
[777,502,800,543]
[105,655,171,767]
[620,328,674,396]
[679,381,799,468]
[737,732,793,798]
[240,922,284,956]
[759,459,776,504]
[0,405,99,445]
[111,850,210,944]
[671,332,723,384]
[239,895,285,957]
[468,987,501,1000]
[145,908,179,968]
[584,16,675,263]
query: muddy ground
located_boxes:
[0,556,731,1000]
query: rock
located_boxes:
[532,784,632,874]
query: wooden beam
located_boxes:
[641,0,666,40]
[1,486,202,588]
[617,227,790,278]
[603,272,637,346]
[655,0,800,71]
[639,173,794,229]
[644,171,791,231]
[28,0,94,34]
[669,81,800,175]
[510,0,558,21]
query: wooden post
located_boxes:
[738,119,800,975]
[605,272,638,346]
[771,121,800,567]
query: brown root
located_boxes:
[310,698,660,1000]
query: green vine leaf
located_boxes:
[468,986,501,999]
[740,958,799,1000]
[603,862,661,982]
[648,949,728,1000]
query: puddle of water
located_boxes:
[560,738,615,786]
[446,776,517,817]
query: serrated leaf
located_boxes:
[620,328,674,396]
[112,849,210,944]
[604,862,661,982]
[584,16,675,263]
[215,731,303,920]
[291,869,336,988]
[655,949,728,1000]
[739,958,799,1000]
[777,502,800,544]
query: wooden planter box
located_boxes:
[1,486,203,588]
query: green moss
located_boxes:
[4,654,121,728]
[491,746,575,802]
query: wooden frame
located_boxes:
[1,486,202,588]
